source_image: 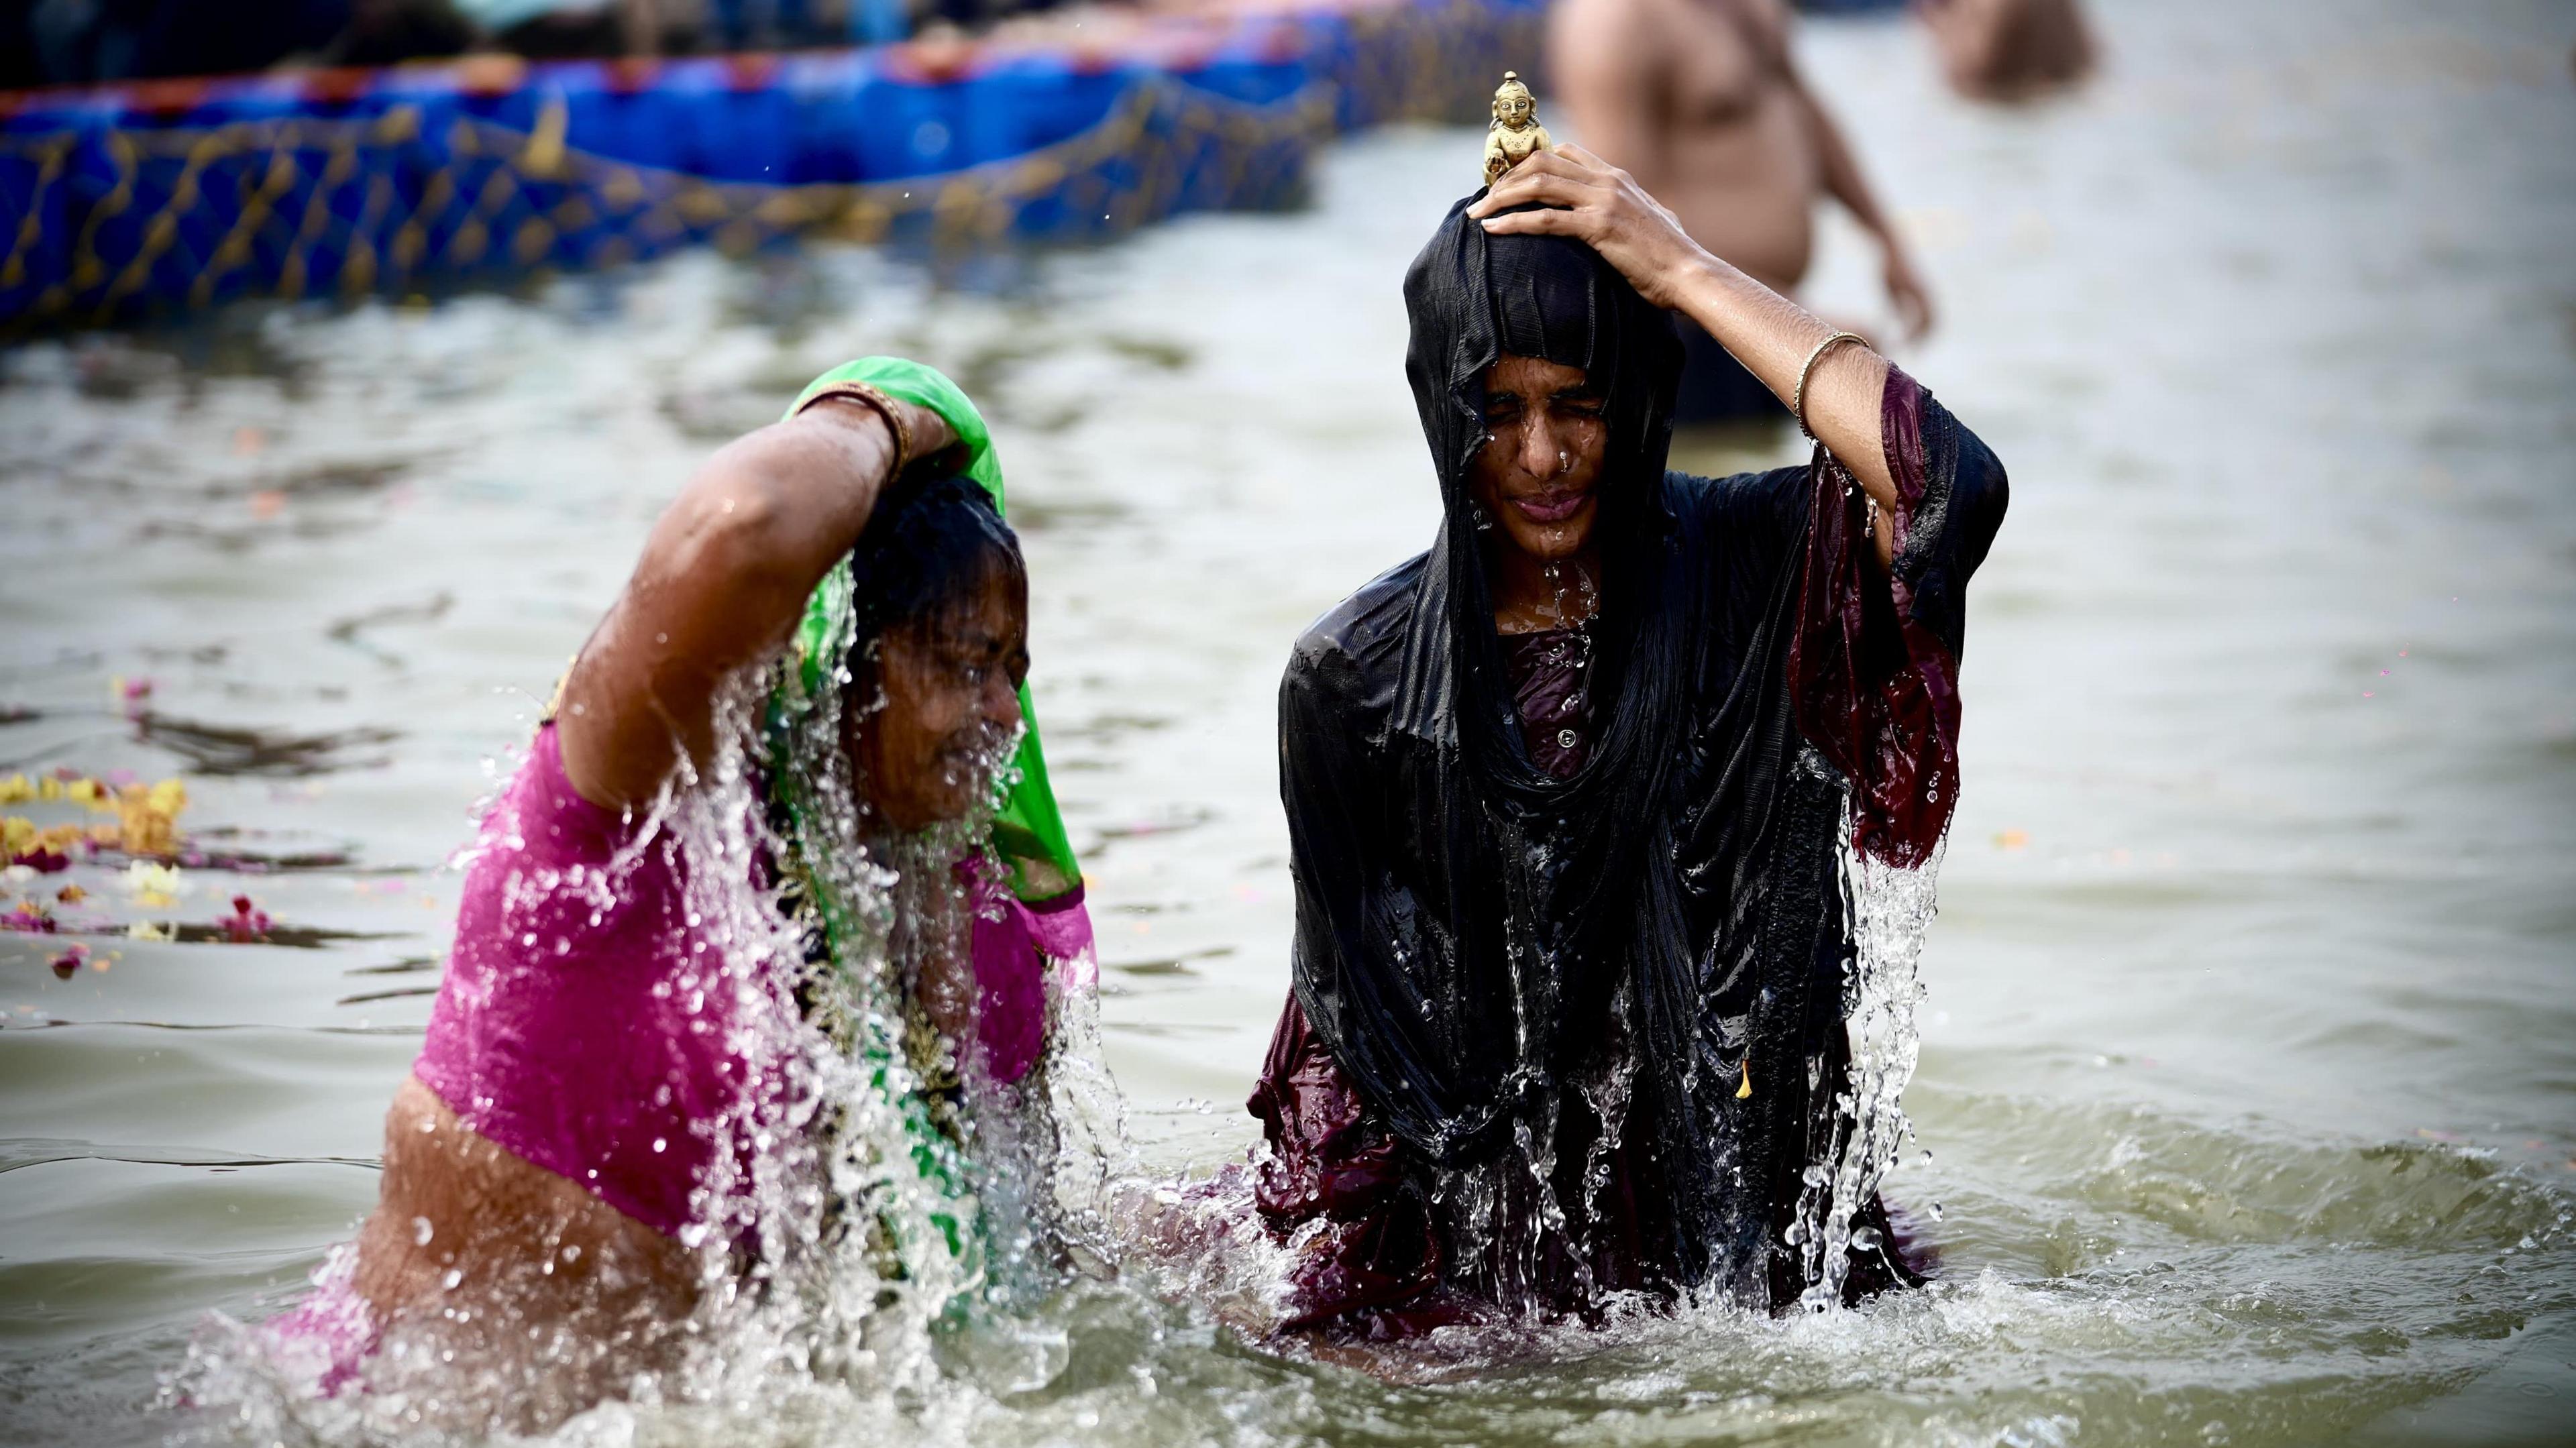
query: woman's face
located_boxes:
[843,565,1030,834]
[1472,353,1609,565]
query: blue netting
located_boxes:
[0,0,1546,329]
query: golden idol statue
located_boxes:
[1482,70,1553,187]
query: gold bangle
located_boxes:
[795,380,914,477]
[1790,331,1866,440]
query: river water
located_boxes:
[4,0,2573,1443]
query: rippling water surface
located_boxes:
[4,1,2574,1443]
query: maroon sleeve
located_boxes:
[1786,367,1983,869]
[1246,995,1446,1329]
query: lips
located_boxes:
[1508,490,1589,524]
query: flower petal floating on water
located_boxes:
[218,895,272,944]
[3,901,56,934]
[109,676,153,720]
[125,860,185,909]
[5,815,91,872]
[113,779,189,856]
[49,944,89,980]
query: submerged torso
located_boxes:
[415,721,752,1237]
[354,722,747,1327]
[354,721,1085,1330]
[1603,0,1821,291]
[1261,371,2002,1328]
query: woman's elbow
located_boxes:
[639,458,804,600]
[1951,428,2010,573]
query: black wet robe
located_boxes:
[1247,197,2008,1331]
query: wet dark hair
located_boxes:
[845,473,1025,658]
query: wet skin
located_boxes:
[1548,0,1935,340]
[350,394,1014,1379]
[1474,353,1611,634]
[843,567,1030,1043]
[354,594,1026,1359]
[841,567,1030,835]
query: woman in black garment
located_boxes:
[1245,144,2007,1337]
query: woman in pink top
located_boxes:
[309,363,1095,1408]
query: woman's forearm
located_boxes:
[1663,254,1897,511]
[1466,147,1900,517]
[556,402,902,807]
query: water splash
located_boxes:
[1794,836,1943,1312]
[166,662,1134,1438]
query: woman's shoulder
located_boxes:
[1284,551,1428,716]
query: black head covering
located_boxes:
[1391,195,1696,1083]
[1282,192,1861,1300]
[1281,194,2004,1308]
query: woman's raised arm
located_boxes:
[554,394,957,810]
[1469,145,1902,563]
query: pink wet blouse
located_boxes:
[415,723,1093,1239]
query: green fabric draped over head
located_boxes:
[780,357,1083,905]
[759,357,1080,1299]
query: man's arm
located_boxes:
[1785,59,1935,341]
[1545,0,1665,186]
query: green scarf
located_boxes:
[763,356,1083,1298]
[782,358,1082,903]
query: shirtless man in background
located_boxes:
[1548,0,1933,422]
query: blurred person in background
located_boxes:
[1548,0,1934,425]
[1916,0,2092,101]
[1916,0,2094,103]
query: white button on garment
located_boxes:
[1558,729,1579,750]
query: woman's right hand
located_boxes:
[808,392,962,482]
[1466,144,1713,311]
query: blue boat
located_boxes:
[0,0,1544,330]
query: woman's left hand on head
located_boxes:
[1467,145,1709,311]
[887,398,965,479]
